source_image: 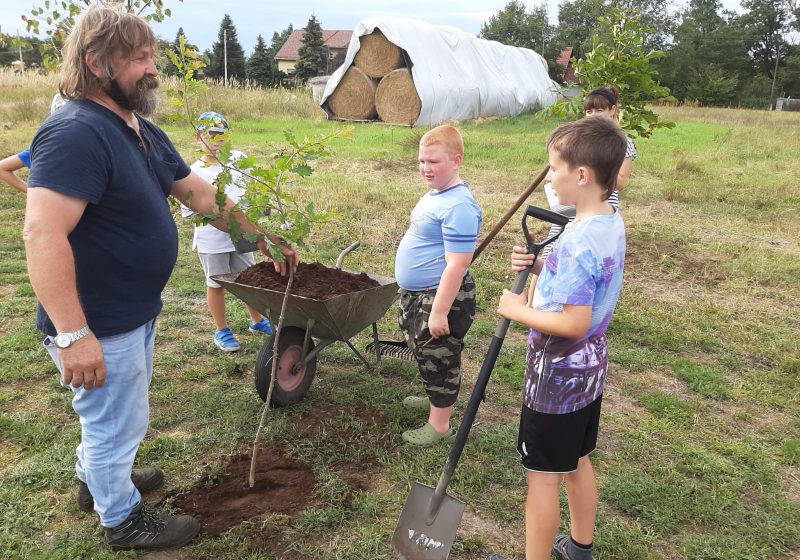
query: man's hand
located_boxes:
[427,311,450,338]
[258,237,299,276]
[58,335,106,390]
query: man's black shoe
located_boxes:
[105,502,200,551]
[77,467,164,512]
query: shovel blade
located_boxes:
[392,482,466,560]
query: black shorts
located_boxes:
[517,396,602,473]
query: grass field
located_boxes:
[1,72,799,560]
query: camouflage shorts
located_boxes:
[397,271,477,408]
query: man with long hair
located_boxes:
[23,5,296,551]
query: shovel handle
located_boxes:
[472,165,550,263]
[426,205,569,522]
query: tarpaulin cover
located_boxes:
[320,16,558,126]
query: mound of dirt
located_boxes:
[171,446,315,536]
[236,262,379,300]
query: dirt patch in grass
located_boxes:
[372,158,414,173]
[459,506,523,557]
[291,404,390,438]
[781,466,800,503]
[171,446,315,536]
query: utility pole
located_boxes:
[223,27,228,87]
[768,40,780,110]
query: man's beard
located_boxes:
[106,75,160,116]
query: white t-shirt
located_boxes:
[180,151,249,254]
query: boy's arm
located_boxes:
[498,293,591,339]
[0,155,28,193]
[427,251,472,338]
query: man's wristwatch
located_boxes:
[54,326,91,349]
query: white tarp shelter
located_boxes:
[320,16,557,126]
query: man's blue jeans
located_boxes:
[45,320,155,527]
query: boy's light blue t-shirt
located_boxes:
[395,183,482,291]
[524,211,625,415]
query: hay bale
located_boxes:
[327,66,378,120]
[375,68,421,126]
[353,30,404,78]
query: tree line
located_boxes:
[7,0,798,106]
[481,0,800,108]
[160,13,331,86]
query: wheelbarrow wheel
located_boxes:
[254,326,316,406]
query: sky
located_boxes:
[2,0,746,56]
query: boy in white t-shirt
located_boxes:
[180,111,272,352]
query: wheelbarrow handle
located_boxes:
[335,241,361,269]
[426,205,568,521]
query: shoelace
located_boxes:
[138,507,167,533]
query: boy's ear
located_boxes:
[453,152,463,166]
[577,165,594,186]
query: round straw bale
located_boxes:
[327,66,378,120]
[353,29,404,78]
[375,68,422,126]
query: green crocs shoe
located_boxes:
[402,395,430,410]
[402,423,456,447]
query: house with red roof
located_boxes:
[555,46,576,83]
[275,29,353,75]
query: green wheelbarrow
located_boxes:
[212,242,399,406]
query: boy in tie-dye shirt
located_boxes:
[493,116,627,560]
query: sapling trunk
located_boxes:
[249,268,294,487]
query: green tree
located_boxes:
[294,15,327,80]
[246,34,272,86]
[160,27,183,76]
[552,0,674,57]
[0,35,45,68]
[480,1,558,77]
[264,24,294,83]
[481,1,553,52]
[208,14,246,84]
[615,0,676,50]
[553,0,610,58]
[539,8,674,137]
[685,64,740,104]
[657,0,752,104]
[19,0,181,69]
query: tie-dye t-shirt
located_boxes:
[523,211,625,414]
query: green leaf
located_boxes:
[292,165,313,177]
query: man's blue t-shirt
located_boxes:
[395,183,482,291]
[28,100,191,337]
[523,212,625,415]
[18,149,31,168]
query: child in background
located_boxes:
[0,149,31,193]
[180,111,272,352]
[541,86,636,259]
[0,94,67,194]
[490,116,628,560]
[395,124,482,446]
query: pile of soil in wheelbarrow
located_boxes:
[236,262,380,300]
[171,446,316,536]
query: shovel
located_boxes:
[391,204,570,560]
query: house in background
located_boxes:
[555,46,581,98]
[275,29,353,75]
